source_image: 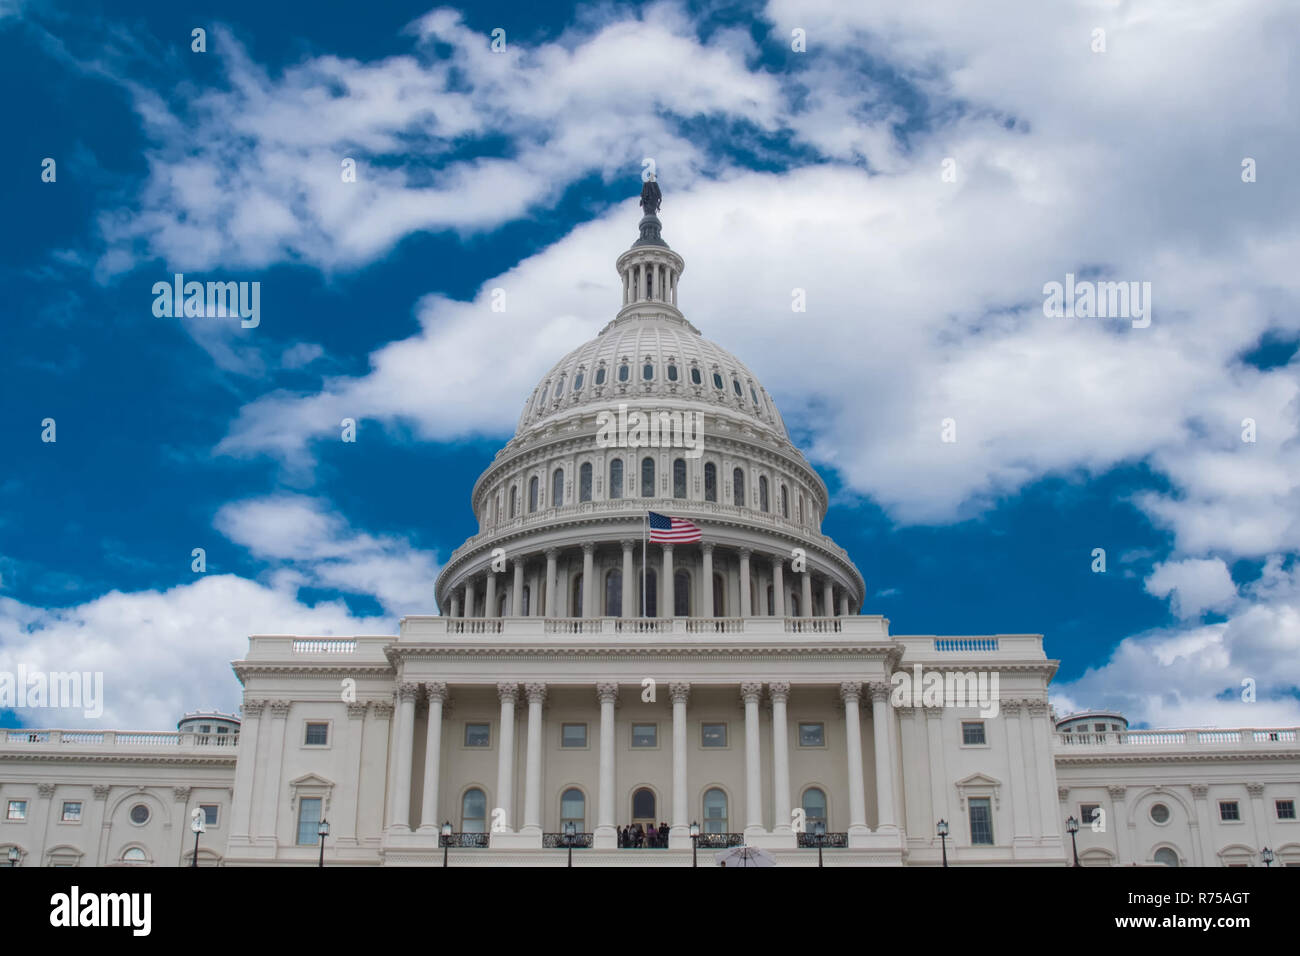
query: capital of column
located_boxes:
[269,700,292,718]
[769,682,791,703]
[37,783,56,799]
[1057,786,1071,803]
[173,786,192,803]
[424,681,449,703]
[701,541,714,555]
[525,682,548,704]
[581,542,595,555]
[92,785,111,800]
[866,681,891,703]
[737,547,752,560]
[1106,785,1127,800]
[839,680,863,704]
[668,681,690,704]
[346,702,368,719]
[596,682,619,704]
[1002,699,1024,717]
[397,682,420,703]
[661,542,673,554]
[241,697,266,719]
[1189,783,1209,798]
[1025,699,1049,717]
[739,681,763,703]
[1246,782,1265,798]
[545,547,561,560]
[620,539,636,552]
[372,700,395,719]
[497,682,519,703]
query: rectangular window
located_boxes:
[304,722,329,746]
[1079,803,1100,826]
[561,723,587,748]
[969,797,994,845]
[1277,799,1296,820]
[6,800,27,821]
[632,723,657,748]
[961,721,986,745]
[701,723,727,748]
[1219,801,1240,821]
[201,805,219,826]
[296,797,322,846]
[1094,723,1107,732]
[798,722,825,747]
[61,801,82,822]
[464,723,491,748]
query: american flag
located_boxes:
[648,511,702,543]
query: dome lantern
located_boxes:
[617,173,684,311]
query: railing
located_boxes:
[445,619,505,635]
[439,832,490,848]
[685,618,745,634]
[3,730,238,748]
[429,615,873,637]
[694,833,745,849]
[292,639,356,654]
[786,618,841,633]
[934,638,999,652]
[797,832,849,849]
[542,832,594,848]
[614,619,673,634]
[1056,728,1299,749]
[545,619,603,634]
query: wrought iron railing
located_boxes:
[543,832,594,848]
[439,832,490,848]
[694,833,745,849]
[797,832,848,848]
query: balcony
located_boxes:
[1,729,240,752]
[1054,728,1298,752]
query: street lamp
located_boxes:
[317,819,330,868]
[441,821,453,868]
[562,821,578,867]
[936,819,949,868]
[1261,847,1274,867]
[689,821,700,868]
[1066,816,1080,867]
[810,821,828,867]
[6,847,18,867]
[190,808,206,868]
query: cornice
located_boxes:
[1054,750,1300,766]
[0,752,239,767]
[387,641,901,662]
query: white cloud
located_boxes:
[1145,557,1238,620]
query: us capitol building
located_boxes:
[2,183,1298,866]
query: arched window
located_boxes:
[674,570,690,617]
[640,567,658,618]
[690,366,702,385]
[608,458,624,500]
[606,570,622,617]
[595,366,607,386]
[643,361,654,381]
[618,363,629,383]
[579,463,593,502]
[572,574,584,617]
[703,788,728,834]
[798,494,804,524]
[667,363,678,382]
[556,374,565,395]
[1153,847,1179,867]
[529,476,539,513]
[641,457,655,497]
[632,788,656,823]
[704,462,717,502]
[713,574,725,616]
[462,789,487,833]
[122,847,147,863]
[750,384,760,405]
[759,475,769,512]
[509,485,518,518]
[780,485,789,519]
[552,468,564,508]
[561,789,585,831]
[802,788,827,830]
[673,458,686,498]
[732,377,743,397]
[712,371,724,390]
[733,468,745,507]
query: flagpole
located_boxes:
[642,512,647,619]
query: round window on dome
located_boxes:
[1150,803,1170,824]
[130,804,150,825]
[690,367,702,385]
[595,367,606,386]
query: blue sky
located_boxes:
[2,0,1299,730]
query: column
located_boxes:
[772,556,785,617]
[621,540,635,617]
[512,560,524,616]
[530,568,542,617]
[840,594,849,616]
[738,548,752,617]
[770,683,792,833]
[336,702,367,846]
[464,579,477,618]
[822,580,834,618]
[522,683,546,835]
[670,682,690,846]
[495,683,518,832]
[258,700,290,841]
[88,785,110,865]
[230,698,264,842]
[841,682,870,836]
[389,683,418,832]
[595,682,619,847]
[1018,703,1043,840]
[582,543,596,618]
[1189,784,1213,867]
[418,683,447,832]
[1248,783,1268,862]
[545,549,559,618]
[1029,702,1061,840]
[801,571,813,618]
[661,543,674,617]
[1108,785,1131,863]
[869,682,897,832]
[171,787,191,865]
[484,572,498,618]
[449,595,460,618]
[742,682,764,835]
[1003,700,1032,845]
[925,708,951,839]
[701,543,714,617]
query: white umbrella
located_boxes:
[713,845,777,867]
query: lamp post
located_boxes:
[810,821,828,867]
[1066,816,1080,867]
[937,819,949,868]
[317,819,330,868]
[1261,847,1274,867]
[441,821,453,868]
[6,847,18,868]
[562,821,578,867]
[690,821,700,868]
[190,808,205,868]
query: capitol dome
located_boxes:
[435,178,864,623]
